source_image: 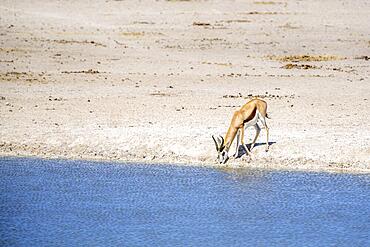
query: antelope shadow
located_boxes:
[234,141,276,158]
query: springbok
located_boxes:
[212,98,269,164]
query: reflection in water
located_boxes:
[0,157,369,247]
[219,166,269,183]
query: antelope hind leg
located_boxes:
[259,116,270,152]
[265,126,269,152]
[250,124,261,151]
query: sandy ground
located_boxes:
[0,0,369,172]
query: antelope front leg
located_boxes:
[240,125,253,157]
[233,129,241,158]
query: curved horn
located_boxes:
[212,135,220,151]
[219,135,224,148]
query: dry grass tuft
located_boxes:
[149,92,172,97]
[219,19,251,24]
[244,11,281,15]
[282,63,319,69]
[268,55,345,62]
[121,32,145,37]
[254,1,283,4]
[61,69,100,74]
[202,61,232,66]
[0,72,47,83]
[193,22,211,26]
[279,23,300,29]
[52,39,105,47]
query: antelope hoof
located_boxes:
[243,153,254,161]
[265,146,269,152]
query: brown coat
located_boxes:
[222,98,268,151]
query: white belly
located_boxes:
[244,110,260,128]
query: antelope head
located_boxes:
[212,135,228,164]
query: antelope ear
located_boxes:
[212,135,220,151]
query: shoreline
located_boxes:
[1,152,369,175]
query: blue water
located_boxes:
[0,157,369,246]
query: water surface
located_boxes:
[0,157,369,246]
